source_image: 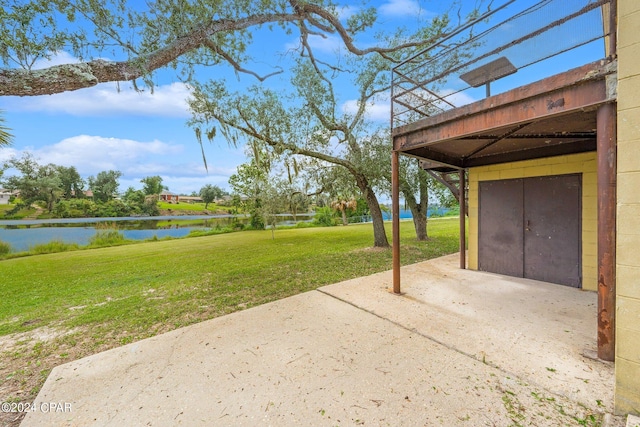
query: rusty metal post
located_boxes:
[459,169,466,269]
[392,150,401,294]
[597,102,616,361]
[609,0,617,59]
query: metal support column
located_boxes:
[392,150,401,294]
[459,169,466,269]
[597,102,617,361]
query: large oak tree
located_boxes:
[186,5,454,248]
[0,0,444,97]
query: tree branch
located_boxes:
[295,2,434,61]
[202,40,283,81]
[219,115,360,177]
[2,0,448,97]
[0,13,300,96]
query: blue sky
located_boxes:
[3,0,601,197]
[0,0,452,195]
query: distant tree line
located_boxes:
[1,153,166,217]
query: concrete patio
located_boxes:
[22,254,624,426]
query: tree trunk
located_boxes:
[357,175,389,248]
[341,209,348,226]
[399,169,429,241]
[411,208,428,240]
[402,192,427,241]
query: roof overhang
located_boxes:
[392,59,617,170]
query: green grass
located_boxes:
[0,218,460,419]
[0,204,14,214]
[157,201,226,212]
[29,240,80,254]
[0,218,460,339]
[0,203,36,219]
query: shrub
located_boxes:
[142,195,160,216]
[295,221,314,229]
[54,201,71,218]
[30,240,79,254]
[313,207,337,227]
[95,200,131,217]
[89,223,126,247]
[0,240,12,255]
[55,199,99,218]
[231,217,245,231]
[248,211,265,230]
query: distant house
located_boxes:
[0,188,12,205]
[159,190,179,203]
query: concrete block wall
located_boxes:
[616,0,640,416]
[467,152,598,291]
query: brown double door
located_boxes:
[478,174,582,287]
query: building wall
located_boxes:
[467,152,598,291]
[616,0,640,416]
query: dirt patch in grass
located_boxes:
[0,315,242,426]
[0,325,140,427]
[0,327,75,352]
[351,246,388,253]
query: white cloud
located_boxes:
[341,98,390,122]
[336,5,359,20]
[434,88,477,109]
[29,135,183,175]
[0,147,20,164]
[285,34,344,55]
[32,51,81,70]
[379,0,423,18]
[5,82,192,118]
[3,135,241,195]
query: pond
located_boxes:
[0,214,314,252]
[0,208,450,253]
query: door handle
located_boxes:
[526,220,531,231]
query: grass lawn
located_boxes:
[157,200,229,213]
[0,203,36,219]
[0,218,460,423]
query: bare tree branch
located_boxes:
[202,40,283,82]
[294,2,435,61]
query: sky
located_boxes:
[0,0,452,196]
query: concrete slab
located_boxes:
[321,254,615,413]
[22,255,621,426]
